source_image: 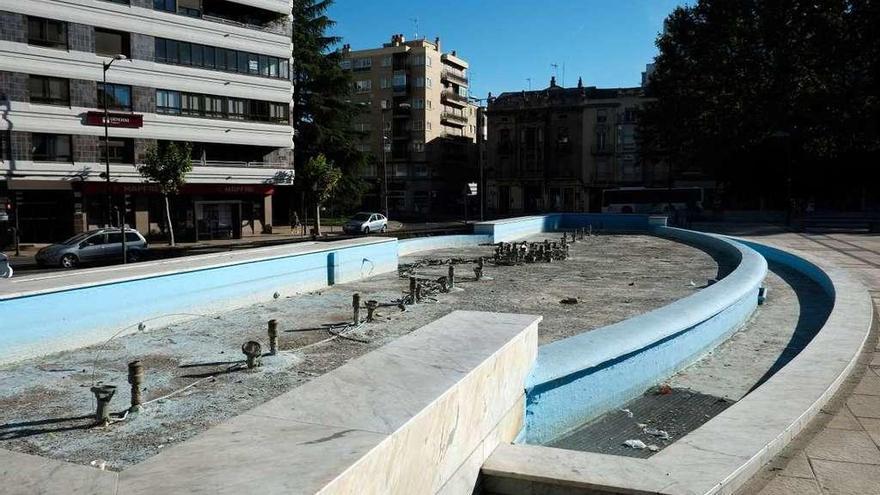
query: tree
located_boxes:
[139,143,193,246]
[292,0,369,214]
[299,154,341,236]
[639,0,880,211]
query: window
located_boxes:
[27,17,67,49]
[28,76,69,106]
[125,232,140,242]
[205,95,225,118]
[353,57,372,71]
[97,83,132,111]
[413,77,425,88]
[596,109,607,123]
[154,0,175,12]
[153,38,288,79]
[392,72,407,88]
[410,54,424,66]
[32,134,72,162]
[157,89,181,114]
[412,140,425,152]
[426,121,432,131]
[339,59,352,70]
[425,77,432,88]
[181,92,202,116]
[355,80,372,93]
[412,120,424,131]
[95,28,130,57]
[426,100,432,110]
[380,78,389,89]
[99,137,134,163]
[381,56,392,67]
[425,56,432,67]
[412,99,424,109]
[177,0,200,16]
[227,98,246,120]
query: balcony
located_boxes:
[442,90,468,108]
[441,69,468,86]
[441,112,468,127]
[201,160,289,168]
[155,0,289,36]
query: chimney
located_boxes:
[451,50,457,56]
[399,33,406,43]
[434,36,441,51]
[577,76,583,89]
[550,76,557,87]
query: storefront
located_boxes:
[78,182,274,241]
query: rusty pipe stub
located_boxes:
[448,265,455,290]
[127,361,144,412]
[352,293,361,324]
[91,384,117,426]
[365,300,379,322]
[267,319,279,355]
[242,341,263,369]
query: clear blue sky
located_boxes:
[327,0,688,99]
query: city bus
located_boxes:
[601,187,704,214]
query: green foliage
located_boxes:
[640,0,880,207]
[292,0,369,211]
[139,143,193,195]
[299,153,342,206]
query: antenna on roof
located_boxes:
[410,17,419,39]
[526,77,532,90]
[551,63,559,84]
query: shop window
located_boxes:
[156,89,181,114]
[32,134,72,162]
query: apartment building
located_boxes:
[0,0,293,243]
[341,34,478,219]
[486,77,659,215]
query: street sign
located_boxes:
[467,182,478,196]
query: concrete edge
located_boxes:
[481,239,875,495]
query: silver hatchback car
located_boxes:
[36,228,149,268]
[343,212,388,234]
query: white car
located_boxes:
[343,212,388,234]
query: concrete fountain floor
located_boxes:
[0,233,722,470]
[548,261,833,458]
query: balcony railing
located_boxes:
[201,160,290,168]
[441,69,468,85]
[442,90,468,107]
[441,112,468,126]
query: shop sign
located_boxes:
[84,112,144,128]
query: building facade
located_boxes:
[340,35,478,220]
[486,78,663,215]
[0,0,293,244]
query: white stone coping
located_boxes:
[483,240,875,495]
[0,311,540,494]
[0,237,395,300]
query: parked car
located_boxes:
[343,212,388,234]
[35,228,149,268]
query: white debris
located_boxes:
[623,439,647,450]
[644,427,671,440]
[89,459,107,470]
[621,408,634,418]
[688,280,697,287]
[637,423,647,429]
[648,444,660,452]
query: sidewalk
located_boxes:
[719,229,880,495]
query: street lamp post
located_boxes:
[102,54,128,260]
